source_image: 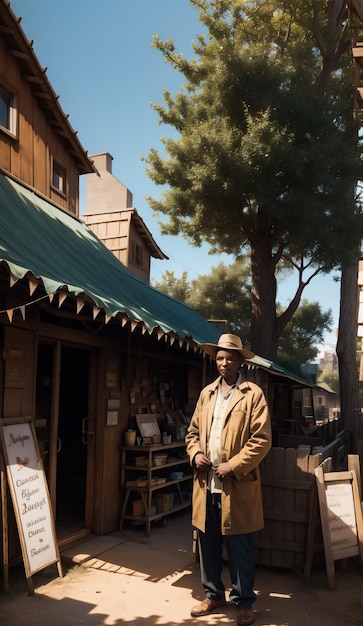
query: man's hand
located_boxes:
[215,461,232,480]
[194,452,212,471]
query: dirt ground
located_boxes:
[0,511,362,626]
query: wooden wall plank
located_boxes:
[283,447,298,569]
[259,448,274,566]
[255,448,321,573]
[294,448,310,570]
[271,447,285,567]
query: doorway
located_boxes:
[35,343,94,540]
[56,346,89,535]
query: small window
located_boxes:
[131,241,143,268]
[302,389,312,407]
[51,159,67,195]
[0,91,10,128]
[0,85,17,136]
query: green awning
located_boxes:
[248,354,322,388]
[0,173,220,345]
[0,173,325,390]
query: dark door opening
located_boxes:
[35,343,90,539]
[56,346,89,535]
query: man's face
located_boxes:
[215,349,242,383]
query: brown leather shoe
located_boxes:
[237,607,255,625]
[191,597,226,617]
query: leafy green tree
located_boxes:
[154,264,332,373]
[145,0,363,431]
[187,259,252,337]
[318,366,340,394]
[153,270,192,303]
[278,300,333,373]
[145,0,361,358]
[154,259,252,338]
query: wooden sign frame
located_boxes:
[314,459,363,589]
[0,416,62,594]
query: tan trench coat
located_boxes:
[185,376,272,535]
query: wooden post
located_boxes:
[1,449,9,592]
[303,454,328,577]
[348,454,361,500]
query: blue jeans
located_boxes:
[197,491,256,608]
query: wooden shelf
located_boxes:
[122,502,191,525]
[119,441,191,536]
[123,459,189,471]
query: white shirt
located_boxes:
[208,371,242,493]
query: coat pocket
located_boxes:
[228,409,246,430]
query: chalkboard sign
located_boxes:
[314,461,363,589]
[0,417,62,593]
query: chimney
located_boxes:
[91,152,113,174]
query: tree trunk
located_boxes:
[336,254,360,446]
[250,242,278,360]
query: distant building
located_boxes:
[312,382,339,423]
[83,152,168,283]
[301,362,318,384]
[318,350,338,373]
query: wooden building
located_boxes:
[83,151,168,283]
[0,1,343,573]
[0,0,224,563]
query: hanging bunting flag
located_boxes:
[76,299,86,314]
[0,290,58,318]
[9,274,19,288]
[92,305,101,320]
[130,320,138,332]
[58,291,67,307]
[28,277,39,296]
[6,309,14,323]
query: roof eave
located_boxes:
[1,0,96,175]
[131,211,168,260]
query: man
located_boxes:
[185,334,271,626]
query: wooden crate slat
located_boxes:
[303,453,323,576]
[294,448,311,569]
[282,447,298,569]
[259,447,275,566]
[297,446,310,475]
[262,478,313,490]
[255,539,307,553]
[271,447,286,567]
[263,509,309,524]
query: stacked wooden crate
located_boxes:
[254,447,323,572]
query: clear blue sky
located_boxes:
[10,0,340,351]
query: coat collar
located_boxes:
[207,373,250,395]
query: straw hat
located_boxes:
[199,333,255,360]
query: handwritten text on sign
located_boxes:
[3,422,57,573]
[325,480,358,552]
